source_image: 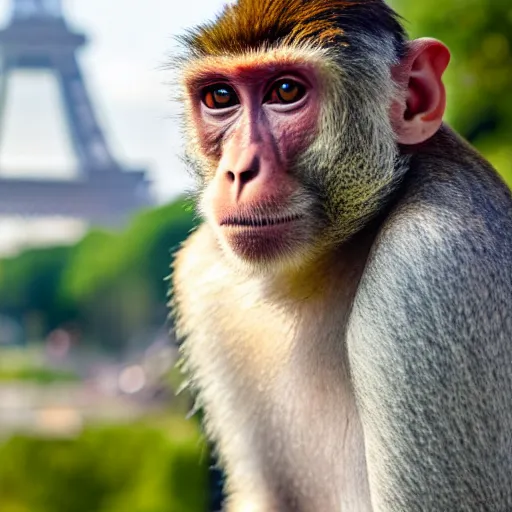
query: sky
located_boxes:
[0,0,229,254]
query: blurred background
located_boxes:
[0,0,509,511]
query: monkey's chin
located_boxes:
[220,222,309,268]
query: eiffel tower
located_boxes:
[0,0,152,225]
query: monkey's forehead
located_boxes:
[181,45,337,87]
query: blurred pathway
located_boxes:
[0,379,164,438]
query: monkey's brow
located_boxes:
[185,62,318,89]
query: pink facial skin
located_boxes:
[188,62,322,262]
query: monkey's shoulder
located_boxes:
[355,165,512,338]
[390,132,512,269]
[404,127,512,239]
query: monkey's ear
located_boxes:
[391,38,451,145]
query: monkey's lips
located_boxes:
[220,213,302,229]
[219,214,304,261]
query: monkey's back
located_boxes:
[348,125,512,511]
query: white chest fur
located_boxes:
[173,227,373,511]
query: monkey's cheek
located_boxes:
[221,224,305,263]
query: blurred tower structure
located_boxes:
[0,0,152,225]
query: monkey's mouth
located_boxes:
[220,213,302,228]
[219,212,308,262]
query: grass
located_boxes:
[0,415,209,512]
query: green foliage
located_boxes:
[60,199,197,350]
[0,246,75,334]
[391,0,512,186]
[62,200,196,302]
[0,420,208,512]
[0,198,196,350]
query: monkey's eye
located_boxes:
[201,84,239,109]
[266,79,306,105]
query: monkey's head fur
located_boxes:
[177,0,415,275]
[183,0,405,57]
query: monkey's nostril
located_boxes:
[226,171,236,182]
[239,169,258,185]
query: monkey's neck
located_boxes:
[403,124,491,172]
[261,226,378,307]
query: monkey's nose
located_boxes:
[226,167,259,186]
[224,154,262,198]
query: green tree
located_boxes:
[0,246,75,338]
[60,199,196,351]
[0,198,196,350]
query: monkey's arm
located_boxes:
[348,193,512,511]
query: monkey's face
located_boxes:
[182,47,405,272]
[178,0,450,275]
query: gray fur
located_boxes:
[348,126,512,511]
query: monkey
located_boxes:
[170,0,512,510]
